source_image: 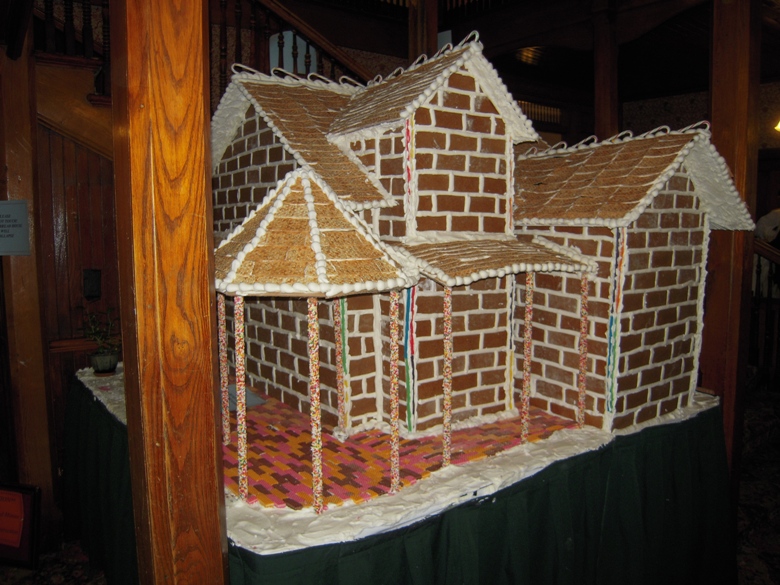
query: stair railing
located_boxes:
[35,0,111,103]
[751,239,780,388]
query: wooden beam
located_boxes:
[702,0,760,473]
[593,2,619,139]
[2,0,34,60]
[409,0,438,61]
[109,0,227,582]
[0,31,58,543]
[449,0,708,56]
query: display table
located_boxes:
[64,370,735,585]
[63,370,137,585]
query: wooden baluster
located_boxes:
[291,31,299,75]
[277,28,285,69]
[304,41,312,75]
[45,0,56,53]
[100,0,110,96]
[317,49,324,79]
[64,0,75,55]
[219,0,228,96]
[235,0,243,66]
[82,0,94,58]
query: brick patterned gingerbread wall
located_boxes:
[515,170,708,432]
[212,108,297,243]
[512,227,614,430]
[410,69,511,236]
[611,171,707,430]
[412,277,513,432]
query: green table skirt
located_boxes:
[229,405,733,585]
[63,379,138,585]
[64,377,733,585]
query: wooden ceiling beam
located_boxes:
[2,0,34,60]
[449,0,709,55]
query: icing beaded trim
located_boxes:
[218,294,230,445]
[334,299,346,432]
[577,273,589,428]
[442,286,453,467]
[308,297,325,514]
[234,295,248,499]
[521,272,534,443]
[389,290,401,492]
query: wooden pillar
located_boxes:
[703,0,760,472]
[408,0,438,61]
[592,1,619,139]
[0,29,58,545]
[109,0,228,582]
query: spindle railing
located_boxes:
[34,0,376,108]
[214,0,375,105]
[751,239,780,389]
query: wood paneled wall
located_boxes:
[36,123,118,495]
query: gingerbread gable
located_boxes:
[328,37,538,146]
[514,127,753,230]
[211,72,391,211]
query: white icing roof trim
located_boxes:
[516,125,754,231]
[405,236,596,288]
[212,70,395,210]
[215,168,419,298]
[328,36,539,145]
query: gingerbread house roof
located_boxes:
[328,36,539,144]
[402,236,596,287]
[211,71,392,210]
[215,169,417,297]
[514,126,754,231]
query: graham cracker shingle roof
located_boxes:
[211,72,391,210]
[514,127,754,231]
[328,37,538,144]
[215,169,417,298]
[402,236,596,287]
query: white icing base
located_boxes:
[226,392,719,556]
[74,367,718,558]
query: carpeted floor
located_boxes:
[737,387,780,584]
[0,540,105,585]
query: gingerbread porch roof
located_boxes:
[215,169,417,298]
[328,36,538,144]
[514,126,754,231]
[401,236,596,287]
[211,72,392,210]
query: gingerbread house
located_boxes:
[210,35,753,509]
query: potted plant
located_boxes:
[83,307,122,375]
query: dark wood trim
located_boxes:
[703,0,761,478]
[110,0,227,582]
[593,3,619,139]
[0,32,58,545]
[755,239,780,265]
[2,0,34,60]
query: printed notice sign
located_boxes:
[0,201,30,256]
[0,490,24,548]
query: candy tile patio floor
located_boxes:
[223,393,577,510]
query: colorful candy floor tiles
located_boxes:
[223,394,577,510]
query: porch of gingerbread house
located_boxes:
[513,125,754,433]
[213,166,601,513]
